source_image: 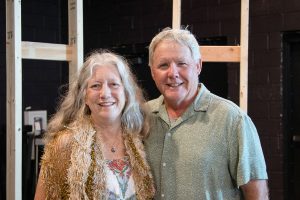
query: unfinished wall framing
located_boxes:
[6,0,248,199]
[172,0,248,111]
[6,0,83,199]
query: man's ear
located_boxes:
[150,66,155,78]
[196,59,202,75]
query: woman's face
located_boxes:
[85,64,126,124]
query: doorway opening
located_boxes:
[282,31,300,200]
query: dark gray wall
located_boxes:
[2,0,300,199]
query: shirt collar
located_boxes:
[193,83,211,112]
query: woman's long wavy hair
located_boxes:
[45,50,149,142]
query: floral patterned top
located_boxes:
[104,157,136,200]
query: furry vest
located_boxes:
[40,120,155,199]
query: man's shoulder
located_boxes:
[146,96,162,112]
[205,92,247,119]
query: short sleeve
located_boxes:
[229,114,268,187]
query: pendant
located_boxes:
[111,147,116,153]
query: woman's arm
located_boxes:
[34,170,46,200]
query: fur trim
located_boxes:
[125,133,155,199]
[67,121,97,199]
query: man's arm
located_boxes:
[240,179,269,200]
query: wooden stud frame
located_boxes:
[240,0,249,111]
[68,0,84,80]
[172,0,181,29]
[6,0,248,199]
[6,1,22,199]
[172,0,249,112]
[6,0,83,199]
[22,42,72,61]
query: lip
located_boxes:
[98,102,115,106]
[166,82,183,88]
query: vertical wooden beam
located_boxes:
[172,0,181,29]
[6,0,22,199]
[240,0,249,112]
[68,0,83,82]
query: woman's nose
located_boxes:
[100,84,111,98]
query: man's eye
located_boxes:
[178,62,187,66]
[158,63,168,68]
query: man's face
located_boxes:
[150,40,202,107]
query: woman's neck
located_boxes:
[93,123,122,137]
[93,121,125,159]
[91,116,122,134]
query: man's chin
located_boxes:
[164,94,182,102]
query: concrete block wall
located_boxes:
[249,1,300,199]
[84,0,172,53]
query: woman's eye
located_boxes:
[111,83,120,88]
[90,84,101,89]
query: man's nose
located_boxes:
[167,62,179,78]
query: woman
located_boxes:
[34,50,155,199]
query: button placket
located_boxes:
[160,129,173,199]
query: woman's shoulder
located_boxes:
[40,129,73,198]
[45,128,74,152]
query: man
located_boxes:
[144,28,269,199]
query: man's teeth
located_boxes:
[169,83,180,87]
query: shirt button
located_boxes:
[167,132,171,137]
[161,194,165,197]
[162,162,166,167]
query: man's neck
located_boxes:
[164,85,201,120]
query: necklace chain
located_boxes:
[94,130,123,153]
[94,138,119,154]
[91,117,123,153]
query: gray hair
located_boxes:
[46,50,148,141]
[148,27,201,66]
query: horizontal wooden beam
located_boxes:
[201,46,240,62]
[22,41,72,61]
[21,42,240,63]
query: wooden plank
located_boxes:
[6,0,23,199]
[22,41,72,61]
[201,46,240,62]
[68,0,83,81]
[172,0,181,29]
[240,0,249,112]
[5,2,83,199]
